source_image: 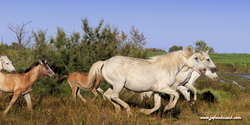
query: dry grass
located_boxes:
[0,75,249,124]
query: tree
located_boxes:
[194,40,214,53]
[168,45,183,52]
[8,21,33,50]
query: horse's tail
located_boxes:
[70,61,105,91]
[57,74,69,85]
[88,61,105,90]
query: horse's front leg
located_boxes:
[3,91,21,116]
[140,91,153,104]
[184,83,197,106]
[177,86,190,102]
[140,93,161,115]
[24,93,33,111]
[161,87,179,113]
[168,81,179,106]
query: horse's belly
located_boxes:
[0,81,16,92]
[0,85,14,92]
[124,79,156,92]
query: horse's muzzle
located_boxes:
[199,68,207,74]
[210,67,218,73]
[213,76,219,81]
[11,70,16,74]
[50,74,56,79]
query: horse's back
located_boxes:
[105,56,152,70]
[68,72,88,85]
[0,72,20,92]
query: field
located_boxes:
[0,52,250,124]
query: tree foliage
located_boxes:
[1,18,148,96]
[168,45,183,52]
[194,40,214,53]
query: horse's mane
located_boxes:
[196,51,208,61]
[21,60,45,73]
[148,46,194,74]
[0,56,10,61]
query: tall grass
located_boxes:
[0,75,249,124]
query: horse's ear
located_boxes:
[39,59,43,65]
[206,50,209,53]
[199,50,204,55]
[45,60,47,63]
[183,46,194,58]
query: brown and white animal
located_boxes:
[0,60,56,116]
[57,72,106,102]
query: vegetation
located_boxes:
[0,19,249,124]
[194,40,214,53]
[0,75,249,124]
[168,45,183,52]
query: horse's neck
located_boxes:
[171,63,185,76]
[25,66,42,83]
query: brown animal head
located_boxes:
[39,59,56,79]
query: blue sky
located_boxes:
[1,0,249,53]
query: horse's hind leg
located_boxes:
[97,87,106,101]
[109,85,133,115]
[24,93,33,111]
[3,91,21,116]
[69,81,78,101]
[140,93,161,115]
[77,89,87,103]
[91,88,98,101]
[104,87,121,114]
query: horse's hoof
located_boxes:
[140,108,152,115]
[127,111,133,116]
[163,106,169,113]
[140,108,145,113]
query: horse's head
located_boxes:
[39,59,56,79]
[182,46,206,75]
[198,50,218,73]
[0,56,16,73]
[204,70,219,81]
[197,50,219,81]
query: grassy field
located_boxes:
[0,52,250,124]
[0,75,249,124]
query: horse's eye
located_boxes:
[195,57,198,60]
[206,59,210,61]
[6,63,9,65]
[45,67,49,70]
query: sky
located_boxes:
[0,0,250,53]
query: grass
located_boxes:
[0,74,249,124]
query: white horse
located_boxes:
[0,56,16,73]
[140,50,218,106]
[74,46,206,115]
